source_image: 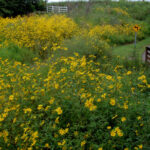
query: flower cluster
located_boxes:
[89,24,145,45]
[0,15,78,57]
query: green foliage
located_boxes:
[119,2,150,21]
[0,44,38,64]
[62,36,110,57]
[113,37,150,60]
[0,0,45,17]
[68,1,150,26]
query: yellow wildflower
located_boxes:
[138,144,143,149]
[110,130,116,137]
[126,71,132,75]
[107,126,111,130]
[55,107,63,115]
[121,117,126,122]
[23,108,32,113]
[106,75,112,80]
[37,105,43,110]
[9,95,14,101]
[137,116,142,120]
[81,140,86,147]
[110,98,116,106]
[58,140,66,146]
[97,98,101,102]
[49,97,55,104]
[45,143,50,148]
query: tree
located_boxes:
[0,0,45,17]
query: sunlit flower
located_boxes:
[110,98,116,106]
[55,107,63,115]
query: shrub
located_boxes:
[88,24,147,45]
[0,15,78,58]
[61,35,110,58]
[0,0,45,17]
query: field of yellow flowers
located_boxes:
[0,52,150,150]
[0,12,150,150]
[0,13,149,58]
[0,15,78,58]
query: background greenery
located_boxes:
[0,0,45,17]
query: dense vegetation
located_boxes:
[0,1,150,150]
[0,0,45,17]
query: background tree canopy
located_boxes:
[0,0,45,17]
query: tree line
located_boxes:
[0,0,46,17]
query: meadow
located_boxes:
[0,1,150,150]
